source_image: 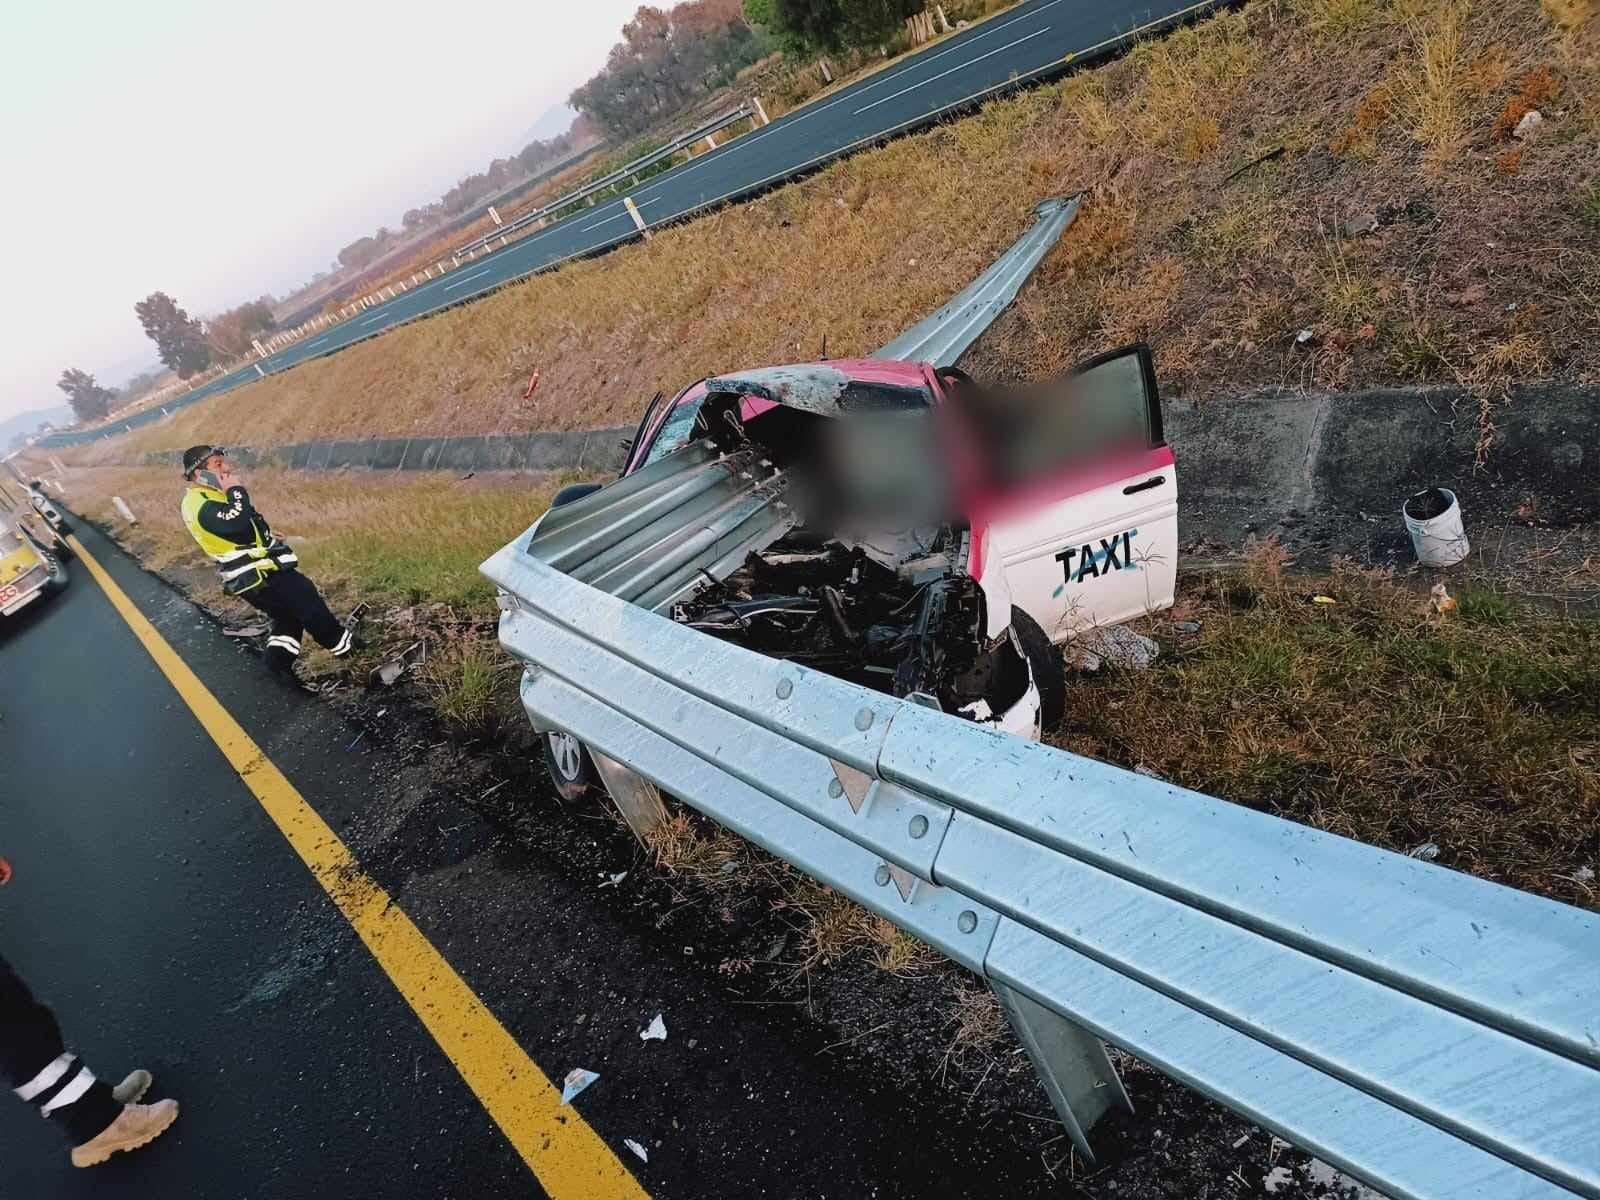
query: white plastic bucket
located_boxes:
[1403,487,1469,567]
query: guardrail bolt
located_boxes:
[957,910,978,934]
[776,678,793,699]
[854,708,874,731]
[874,865,892,887]
[908,815,929,839]
[827,778,844,799]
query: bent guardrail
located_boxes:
[483,536,1600,1199]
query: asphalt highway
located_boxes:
[43,0,1215,449]
[0,518,1064,1198]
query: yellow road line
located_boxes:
[69,535,647,1200]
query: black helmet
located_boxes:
[182,444,223,479]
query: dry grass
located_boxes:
[1052,564,1600,908]
[63,0,1599,465]
[647,806,941,977]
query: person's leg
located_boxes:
[0,954,121,1146]
[241,576,306,673]
[276,569,354,656]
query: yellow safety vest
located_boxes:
[180,484,294,595]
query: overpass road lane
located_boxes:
[45,0,1218,449]
[0,518,1067,1198]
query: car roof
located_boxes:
[702,359,931,417]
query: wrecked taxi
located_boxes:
[498,344,1178,800]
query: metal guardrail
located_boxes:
[484,541,1600,1199]
[454,105,757,257]
[874,193,1080,366]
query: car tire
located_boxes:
[551,482,603,509]
[51,536,74,561]
[1010,607,1065,732]
[543,730,598,801]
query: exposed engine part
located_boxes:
[674,536,1029,720]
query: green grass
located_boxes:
[1051,568,1600,907]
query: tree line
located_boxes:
[56,292,277,423]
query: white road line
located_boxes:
[443,267,494,292]
[854,26,1051,114]
[304,335,330,349]
[360,311,389,326]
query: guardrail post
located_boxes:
[703,133,717,151]
[623,196,649,239]
[753,96,769,126]
[589,751,668,844]
[991,982,1132,1163]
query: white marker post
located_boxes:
[623,196,650,239]
[752,96,770,126]
[488,205,502,226]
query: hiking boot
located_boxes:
[71,1099,179,1168]
[112,1069,151,1104]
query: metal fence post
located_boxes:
[991,982,1132,1163]
[623,196,649,238]
[589,751,668,844]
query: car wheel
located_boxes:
[1010,607,1065,731]
[51,535,74,561]
[543,730,598,800]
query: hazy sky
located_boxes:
[0,0,644,421]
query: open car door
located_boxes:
[963,344,1178,642]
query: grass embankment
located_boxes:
[61,0,1598,467]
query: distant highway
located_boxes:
[43,0,1215,448]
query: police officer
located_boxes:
[180,445,357,678]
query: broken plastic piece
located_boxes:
[561,1068,599,1104]
[1408,842,1441,861]
[640,1014,667,1042]
[600,871,628,888]
[624,1138,648,1163]
[223,625,268,639]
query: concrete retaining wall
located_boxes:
[141,426,634,478]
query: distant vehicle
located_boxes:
[0,512,68,620]
[512,344,1179,800]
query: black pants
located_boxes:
[241,568,351,671]
[0,954,121,1145]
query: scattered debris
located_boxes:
[1512,110,1544,140]
[1308,594,1338,606]
[371,639,430,686]
[346,601,370,627]
[1172,620,1202,634]
[623,1138,649,1163]
[345,729,368,752]
[640,1014,667,1042]
[1341,212,1379,238]
[561,1068,599,1104]
[1429,583,1458,617]
[523,369,541,401]
[458,471,476,481]
[1066,625,1161,672]
[1133,764,1166,781]
[222,625,268,639]
[1294,327,1317,348]
[1222,144,1284,184]
[1263,1165,1295,1194]
[1572,867,1595,885]
[1408,842,1441,862]
[600,871,628,888]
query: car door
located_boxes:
[974,345,1178,642]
